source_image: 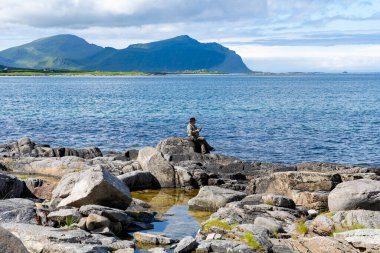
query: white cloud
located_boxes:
[230,44,380,72]
[0,0,380,71]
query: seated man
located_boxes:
[187,117,214,154]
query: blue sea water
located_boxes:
[0,74,379,165]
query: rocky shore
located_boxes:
[1,137,379,253]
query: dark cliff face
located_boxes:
[0,34,251,73]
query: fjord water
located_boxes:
[0,74,379,165]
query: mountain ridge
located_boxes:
[0,34,251,73]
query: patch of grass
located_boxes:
[57,215,76,228]
[18,175,29,180]
[58,165,68,170]
[376,226,380,229]
[264,199,273,206]
[295,219,308,235]
[332,224,367,234]
[241,232,264,251]
[318,211,335,218]
[74,168,82,172]
[65,215,75,226]
[202,220,232,231]
[291,234,299,240]
[273,229,279,239]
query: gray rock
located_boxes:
[197,240,253,253]
[52,165,132,209]
[0,137,102,159]
[137,147,177,187]
[2,222,113,253]
[328,179,380,211]
[117,170,160,190]
[91,226,115,236]
[311,215,334,236]
[156,137,203,162]
[273,236,360,253]
[243,194,296,209]
[47,208,82,223]
[254,217,284,233]
[0,225,29,253]
[115,249,134,253]
[0,198,36,224]
[86,213,111,231]
[334,229,380,252]
[174,236,198,253]
[246,171,342,210]
[79,205,133,228]
[149,248,168,253]
[331,210,380,228]
[133,232,177,245]
[188,186,247,211]
[0,172,25,199]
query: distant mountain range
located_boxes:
[0,34,251,73]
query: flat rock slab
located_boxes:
[52,165,132,209]
[188,186,247,211]
[2,223,114,253]
[328,179,380,211]
[134,232,177,245]
[79,204,133,226]
[334,229,380,252]
[273,237,359,253]
[47,208,82,223]
[196,240,253,253]
[0,198,36,224]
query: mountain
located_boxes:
[0,35,103,70]
[0,34,251,73]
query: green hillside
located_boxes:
[0,34,251,73]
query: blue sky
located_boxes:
[1,0,380,72]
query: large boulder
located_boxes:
[246,171,342,210]
[0,198,36,224]
[0,172,25,199]
[328,179,380,211]
[188,186,247,211]
[117,171,160,190]
[311,215,334,236]
[51,165,132,209]
[331,210,380,228]
[156,137,202,162]
[137,147,177,188]
[0,225,29,253]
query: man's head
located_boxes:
[189,117,196,125]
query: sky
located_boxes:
[1,0,380,72]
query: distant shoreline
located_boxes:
[0,70,377,77]
[0,70,228,76]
